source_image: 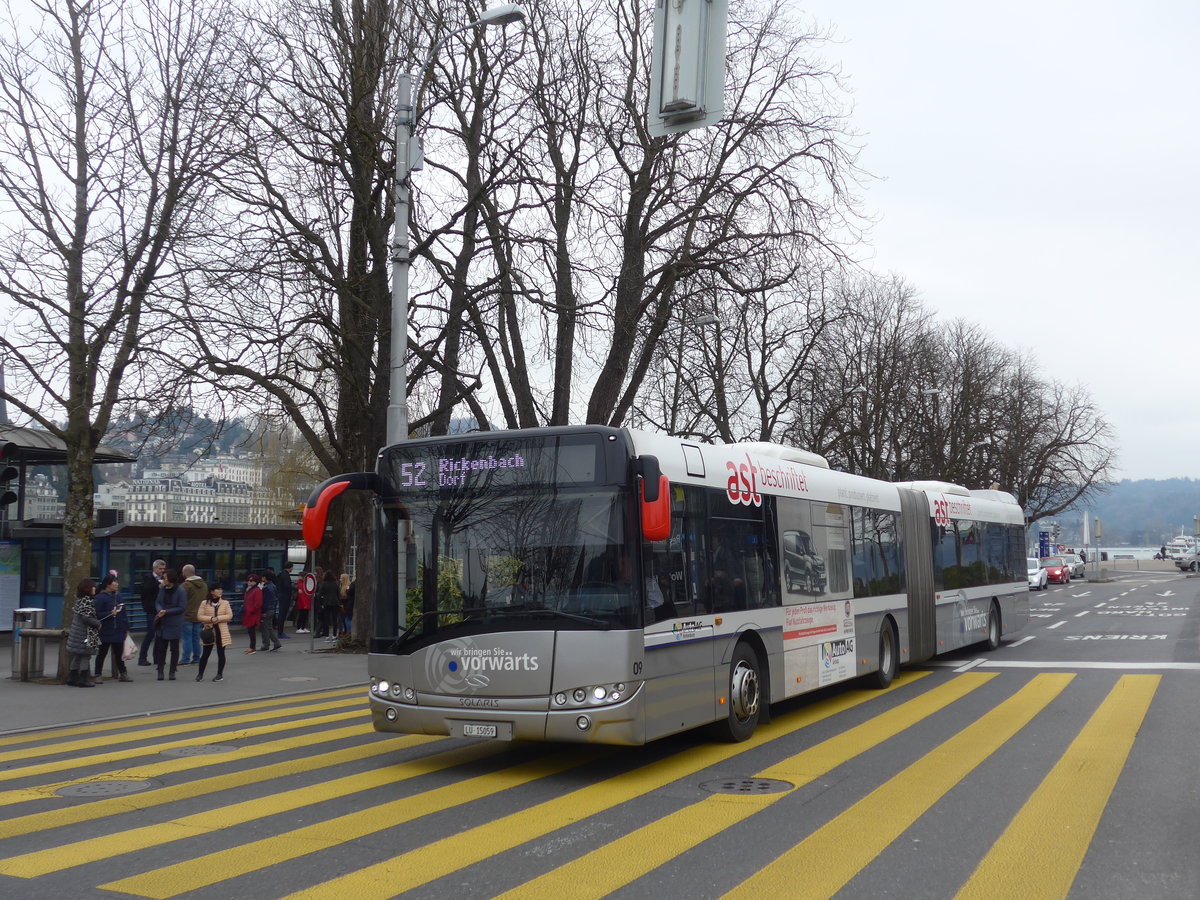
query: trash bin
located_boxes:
[11,608,47,679]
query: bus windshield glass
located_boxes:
[377,434,640,647]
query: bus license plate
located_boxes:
[463,723,498,738]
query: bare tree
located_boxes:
[788,275,934,478]
[991,364,1115,522]
[405,0,863,431]
[0,0,242,664]
[180,0,426,640]
[784,274,1115,517]
[629,260,850,443]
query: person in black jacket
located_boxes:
[94,573,132,682]
[274,562,295,640]
[153,569,188,680]
[137,559,166,667]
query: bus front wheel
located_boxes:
[713,644,761,742]
[985,601,1001,651]
[872,621,898,689]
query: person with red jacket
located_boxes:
[294,569,315,633]
[241,574,263,654]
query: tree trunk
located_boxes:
[58,441,96,681]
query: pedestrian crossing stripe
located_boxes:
[0,686,363,746]
[0,670,1167,900]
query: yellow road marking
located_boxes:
[0,737,496,878]
[0,726,420,837]
[0,696,363,765]
[499,672,999,900]
[0,686,363,747]
[956,674,1160,900]
[0,724,379,816]
[266,672,932,900]
[722,673,1073,899]
[0,709,367,784]
[99,748,610,898]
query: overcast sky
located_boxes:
[798,0,1199,481]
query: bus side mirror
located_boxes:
[636,455,662,502]
[301,472,383,549]
[641,474,671,542]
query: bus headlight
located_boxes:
[555,681,637,709]
[372,680,416,704]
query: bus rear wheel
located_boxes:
[713,643,761,742]
[871,621,898,689]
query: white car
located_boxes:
[1062,553,1086,578]
[1027,557,1047,591]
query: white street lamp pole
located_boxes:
[386,4,527,446]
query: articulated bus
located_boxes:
[302,426,1028,745]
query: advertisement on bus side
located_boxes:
[782,599,856,691]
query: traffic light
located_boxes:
[0,443,17,508]
[0,468,15,508]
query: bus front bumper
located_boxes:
[367,691,645,746]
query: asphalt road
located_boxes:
[0,570,1196,900]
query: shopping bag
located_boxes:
[122,633,137,661]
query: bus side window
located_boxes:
[708,518,772,612]
[642,522,681,623]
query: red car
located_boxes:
[1039,556,1071,584]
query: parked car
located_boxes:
[1174,552,1200,573]
[1027,557,1048,591]
[1039,556,1071,584]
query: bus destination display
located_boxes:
[387,439,601,492]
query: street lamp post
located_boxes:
[386,4,527,446]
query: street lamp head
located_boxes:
[689,315,719,326]
[477,4,526,26]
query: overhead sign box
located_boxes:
[647,0,728,137]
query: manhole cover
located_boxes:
[700,777,794,795]
[281,676,318,682]
[57,780,156,798]
[159,744,237,758]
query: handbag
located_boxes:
[200,624,216,645]
[122,633,137,661]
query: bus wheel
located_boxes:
[985,602,1001,651]
[871,621,897,689]
[714,644,761,742]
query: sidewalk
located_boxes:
[0,630,368,735]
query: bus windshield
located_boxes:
[374,433,642,649]
[383,488,639,645]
